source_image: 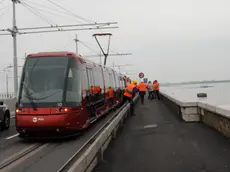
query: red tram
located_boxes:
[15,52,129,138]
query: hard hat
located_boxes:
[133,80,137,84]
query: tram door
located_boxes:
[86,67,96,118]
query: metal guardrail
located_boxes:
[58,95,139,172]
[0,93,15,99]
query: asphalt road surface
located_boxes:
[93,98,230,172]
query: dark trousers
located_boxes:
[149,91,154,100]
[139,91,145,104]
[108,98,114,106]
[155,90,160,100]
[123,96,135,115]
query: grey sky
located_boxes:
[0,0,230,92]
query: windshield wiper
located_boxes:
[22,83,37,111]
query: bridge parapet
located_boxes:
[160,92,230,138]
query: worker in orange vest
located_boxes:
[137,81,147,104]
[123,81,136,116]
[108,86,114,106]
[153,80,160,100]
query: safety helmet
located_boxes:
[133,80,137,84]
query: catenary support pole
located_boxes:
[6,73,9,98]
[12,0,19,98]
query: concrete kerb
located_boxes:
[68,96,138,172]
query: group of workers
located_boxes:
[123,79,160,116]
[146,80,160,100]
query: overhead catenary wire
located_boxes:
[22,0,110,36]
[0,1,118,34]
[59,35,126,59]
[7,22,117,31]
[18,1,112,55]
[24,0,75,16]
[20,1,56,26]
[53,36,96,54]
[22,0,84,24]
[76,36,132,66]
[0,26,118,35]
[83,53,132,57]
[78,36,121,57]
[46,0,96,24]
[0,0,118,96]
[21,1,67,32]
[78,40,99,54]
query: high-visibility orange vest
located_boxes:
[90,86,94,94]
[132,83,137,88]
[90,86,100,94]
[154,82,160,90]
[124,84,135,98]
[108,88,114,98]
[95,86,101,94]
[137,82,147,92]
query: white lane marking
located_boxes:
[143,124,158,129]
[6,133,19,140]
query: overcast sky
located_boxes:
[0,0,230,93]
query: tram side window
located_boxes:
[93,66,104,93]
[103,69,110,89]
[65,61,82,105]
[115,73,120,88]
[86,68,95,95]
[109,72,115,88]
[109,73,113,88]
[120,77,125,89]
[99,67,105,92]
[83,69,89,93]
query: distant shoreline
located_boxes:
[161,80,230,86]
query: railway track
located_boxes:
[0,97,137,172]
[0,143,48,172]
[0,104,126,172]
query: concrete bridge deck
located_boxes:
[93,98,230,172]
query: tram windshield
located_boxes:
[18,56,82,107]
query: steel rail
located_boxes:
[0,143,46,171]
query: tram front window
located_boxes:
[18,56,82,107]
